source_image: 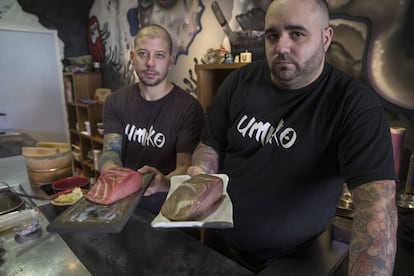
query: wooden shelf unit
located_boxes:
[195,63,248,112]
[63,71,104,179]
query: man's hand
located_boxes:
[187,166,205,176]
[138,165,169,196]
[188,142,219,175]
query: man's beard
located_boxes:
[138,70,168,86]
[269,42,325,88]
[270,52,299,82]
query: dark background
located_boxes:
[18,0,94,58]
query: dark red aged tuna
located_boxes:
[85,167,142,205]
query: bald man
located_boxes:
[100,24,204,214]
[188,1,397,274]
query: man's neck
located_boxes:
[138,81,173,101]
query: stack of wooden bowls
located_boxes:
[22,142,73,186]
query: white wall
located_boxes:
[0,27,68,142]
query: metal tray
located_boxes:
[47,173,154,233]
[0,193,24,215]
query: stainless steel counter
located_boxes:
[0,156,254,276]
[0,155,356,275]
[0,156,90,276]
[0,155,51,207]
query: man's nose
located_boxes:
[275,33,292,54]
[146,54,155,66]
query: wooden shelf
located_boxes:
[62,71,104,178]
[195,63,248,112]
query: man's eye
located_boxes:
[156,53,165,59]
[138,51,148,57]
[266,33,279,41]
[291,32,305,39]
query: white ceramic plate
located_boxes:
[151,174,233,228]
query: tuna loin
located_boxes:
[161,174,224,221]
[85,167,143,205]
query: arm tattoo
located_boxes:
[191,142,219,174]
[349,180,397,276]
[99,133,123,170]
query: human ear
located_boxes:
[169,54,175,68]
[323,26,334,52]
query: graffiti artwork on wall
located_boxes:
[87,0,414,111]
[326,15,370,82]
[209,0,414,112]
[327,0,414,111]
[88,16,107,63]
[88,0,204,89]
[210,0,271,61]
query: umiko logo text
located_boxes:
[237,115,297,148]
[125,124,166,148]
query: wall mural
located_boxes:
[209,0,271,61]
[1,0,412,112]
[88,0,205,90]
[1,0,414,172]
[89,0,414,113]
[327,0,414,111]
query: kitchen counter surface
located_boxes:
[41,205,254,276]
[0,156,90,276]
[40,203,349,276]
[1,155,413,275]
[1,156,254,275]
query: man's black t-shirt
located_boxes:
[202,60,396,260]
[103,84,204,214]
[104,83,204,174]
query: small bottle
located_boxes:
[224,53,233,63]
[93,62,101,71]
[64,77,73,103]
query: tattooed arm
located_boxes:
[99,133,123,172]
[349,180,397,276]
[187,142,219,175]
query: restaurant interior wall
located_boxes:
[1,0,414,182]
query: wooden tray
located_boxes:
[47,173,154,233]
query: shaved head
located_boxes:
[134,24,173,55]
[264,0,333,89]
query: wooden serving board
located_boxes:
[47,173,154,233]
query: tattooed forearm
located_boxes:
[349,180,397,276]
[190,142,219,174]
[99,133,123,171]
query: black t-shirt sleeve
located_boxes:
[103,88,126,135]
[201,70,240,152]
[337,88,396,189]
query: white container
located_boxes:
[93,149,102,171]
[84,121,91,135]
[0,209,37,232]
[240,51,252,63]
